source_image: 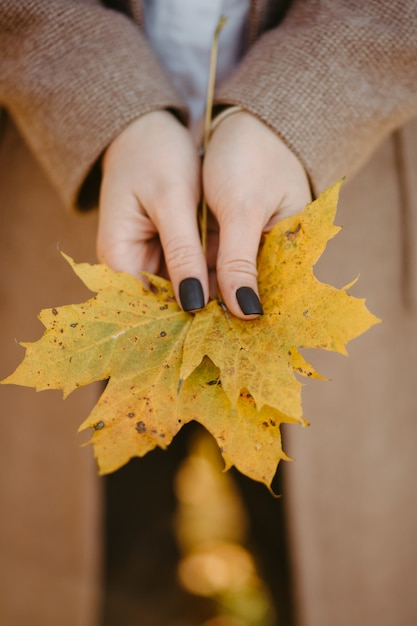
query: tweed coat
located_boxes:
[1,1,417,624]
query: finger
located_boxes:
[153,192,209,312]
[215,207,264,320]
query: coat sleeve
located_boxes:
[0,0,187,210]
[215,0,417,195]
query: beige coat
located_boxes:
[1,1,417,624]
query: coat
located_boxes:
[1,1,417,624]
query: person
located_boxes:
[1,1,417,625]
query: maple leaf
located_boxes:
[180,183,376,416]
[2,181,380,489]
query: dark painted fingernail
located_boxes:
[179,278,205,311]
[236,287,263,316]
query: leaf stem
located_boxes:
[199,15,228,256]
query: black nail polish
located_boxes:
[179,278,205,311]
[236,287,263,316]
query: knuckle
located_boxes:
[218,256,258,281]
[163,237,201,272]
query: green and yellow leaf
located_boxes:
[2,181,380,488]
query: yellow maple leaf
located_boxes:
[180,183,377,415]
[2,181,380,489]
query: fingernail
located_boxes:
[179,278,205,311]
[236,287,263,316]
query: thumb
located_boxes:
[216,211,264,319]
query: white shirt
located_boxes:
[143,0,250,123]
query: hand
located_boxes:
[97,110,208,311]
[203,110,312,318]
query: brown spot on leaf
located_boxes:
[136,421,147,433]
[93,421,105,430]
[207,378,221,386]
[285,223,301,242]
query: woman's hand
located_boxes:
[203,110,312,318]
[97,110,208,311]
